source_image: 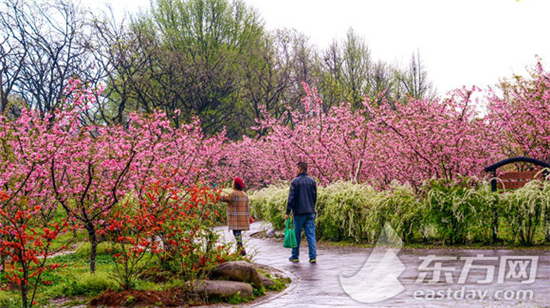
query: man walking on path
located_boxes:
[286,162,317,263]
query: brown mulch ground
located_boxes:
[89,289,186,307]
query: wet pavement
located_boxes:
[218,222,550,308]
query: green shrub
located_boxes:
[316,182,381,243]
[249,185,289,230]
[251,182,424,244]
[499,181,550,245]
[378,183,425,243]
[469,182,497,243]
[425,178,494,245]
[249,179,547,246]
[248,187,270,220]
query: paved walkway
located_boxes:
[218,222,550,308]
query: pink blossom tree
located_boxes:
[366,87,503,187]
[0,107,69,308]
[487,61,550,163]
[48,81,228,273]
[224,82,504,189]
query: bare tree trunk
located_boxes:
[20,258,29,308]
[21,285,28,308]
[86,222,98,273]
[72,220,78,239]
[0,71,7,114]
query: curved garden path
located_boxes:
[217,222,549,308]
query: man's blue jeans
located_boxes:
[291,213,317,260]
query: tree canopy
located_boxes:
[1,0,437,138]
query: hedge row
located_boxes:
[249,179,550,246]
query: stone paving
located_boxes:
[218,222,550,308]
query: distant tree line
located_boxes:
[1,0,435,138]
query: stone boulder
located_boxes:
[189,280,253,299]
[260,275,275,289]
[266,228,276,238]
[212,261,264,288]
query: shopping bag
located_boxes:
[283,218,297,248]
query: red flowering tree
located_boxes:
[0,197,66,308]
[142,181,234,279]
[103,179,235,289]
[106,199,162,290]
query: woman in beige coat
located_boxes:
[221,177,250,256]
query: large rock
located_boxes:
[260,275,275,289]
[212,261,264,288]
[190,280,253,299]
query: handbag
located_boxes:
[283,218,297,248]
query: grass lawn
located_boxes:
[1,230,290,308]
[0,230,182,307]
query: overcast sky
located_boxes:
[80,0,550,94]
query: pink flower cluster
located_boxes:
[1,63,549,203]
[1,79,227,246]
[226,64,550,188]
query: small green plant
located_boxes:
[253,286,266,297]
[227,290,256,305]
[266,277,290,291]
[122,295,136,306]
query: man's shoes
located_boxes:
[309,258,316,264]
[289,257,299,263]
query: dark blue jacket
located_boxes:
[286,173,317,216]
